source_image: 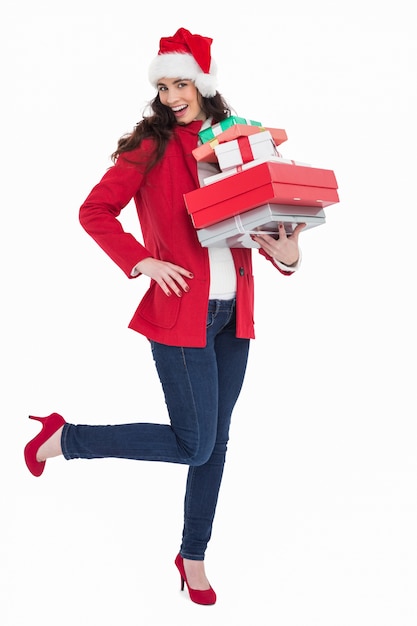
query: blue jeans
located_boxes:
[61,299,250,560]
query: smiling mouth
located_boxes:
[172,105,188,114]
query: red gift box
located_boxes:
[204,156,310,185]
[184,160,339,229]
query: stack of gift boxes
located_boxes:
[183,116,339,248]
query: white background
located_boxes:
[1,1,416,624]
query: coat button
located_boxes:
[239,267,245,276]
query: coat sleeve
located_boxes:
[79,152,152,278]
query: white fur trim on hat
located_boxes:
[148,52,217,98]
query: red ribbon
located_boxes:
[237,136,254,163]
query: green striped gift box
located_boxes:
[199,116,262,144]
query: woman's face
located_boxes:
[157,78,206,124]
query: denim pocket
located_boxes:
[206,310,215,328]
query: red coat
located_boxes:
[79,120,292,347]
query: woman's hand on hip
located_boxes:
[136,258,194,297]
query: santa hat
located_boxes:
[148,27,218,98]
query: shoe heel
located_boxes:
[29,415,47,423]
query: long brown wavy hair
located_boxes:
[111,91,232,172]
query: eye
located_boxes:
[157,85,167,92]
[178,81,188,88]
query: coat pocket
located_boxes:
[136,282,181,329]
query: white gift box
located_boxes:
[196,203,326,248]
[203,155,310,186]
[214,131,279,171]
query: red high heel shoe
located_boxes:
[174,553,216,605]
[24,413,66,477]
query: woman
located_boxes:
[24,28,305,605]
